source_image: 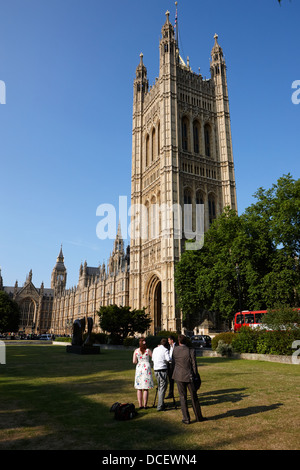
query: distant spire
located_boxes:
[57,244,64,262]
[116,219,122,239]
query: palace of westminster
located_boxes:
[1,10,237,336]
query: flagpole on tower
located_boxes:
[175,1,179,47]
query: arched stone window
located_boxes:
[151,128,156,162]
[193,120,200,154]
[184,188,192,205]
[20,298,36,328]
[182,117,189,151]
[196,191,204,206]
[146,134,150,167]
[204,123,211,157]
[208,195,216,225]
[157,122,160,157]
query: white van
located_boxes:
[40,334,52,341]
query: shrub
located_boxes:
[82,332,109,345]
[54,336,71,343]
[256,330,300,355]
[231,327,259,353]
[262,305,300,331]
[123,337,139,348]
[231,327,300,356]
[93,333,109,344]
[216,340,233,357]
[157,330,178,342]
[212,332,234,351]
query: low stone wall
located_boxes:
[4,340,53,345]
[196,349,296,364]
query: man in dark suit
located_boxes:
[172,334,206,424]
[166,335,176,399]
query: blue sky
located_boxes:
[0,0,299,288]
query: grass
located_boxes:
[0,345,299,450]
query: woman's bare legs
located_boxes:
[137,389,143,408]
[143,390,148,408]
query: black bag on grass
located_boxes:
[110,402,137,420]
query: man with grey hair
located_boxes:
[152,338,170,411]
[172,334,206,424]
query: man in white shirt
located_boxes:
[152,338,170,411]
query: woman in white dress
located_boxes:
[133,337,154,408]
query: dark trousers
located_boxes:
[176,381,203,422]
[167,362,174,396]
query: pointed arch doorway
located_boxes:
[146,275,162,335]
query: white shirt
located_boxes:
[152,345,170,371]
[169,343,176,358]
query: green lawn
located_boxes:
[0,345,299,450]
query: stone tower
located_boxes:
[130,11,237,333]
[51,246,67,294]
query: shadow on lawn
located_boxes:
[199,388,249,407]
[210,403,283,420]
[0,380,199,450]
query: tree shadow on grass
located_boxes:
[0,380,201,450]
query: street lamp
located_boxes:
[235,263,242,315]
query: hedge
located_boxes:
[213,327,300,356]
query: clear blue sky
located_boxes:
[0,0,299,289]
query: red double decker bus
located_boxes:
[233,310,267,332]
[234,308,300,332]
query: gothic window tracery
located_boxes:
[204,123,211,157]
[182,117,189,151]
[208,195,216,225]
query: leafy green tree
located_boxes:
[244,174,300,306]
[245,174,300,259]
[97,304,151,343]
[175,208,246,327]
[0,291,20,333]
[175,175,300,327]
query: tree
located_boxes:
[175,175,300,327]
[245,174,300,259]
[0,291,20,333]
[98,305,152,343]
[175,208,248,326]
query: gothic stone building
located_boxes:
[130,12,237,333]
[1,11,237,336]
[1,269,54,335]
[0,235,129,336]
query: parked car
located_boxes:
[191,335,212,349]
[39,334,52,341]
